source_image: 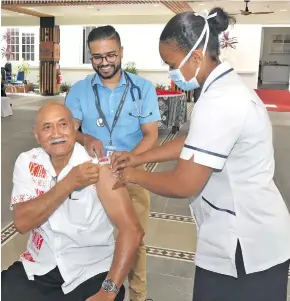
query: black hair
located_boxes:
[160,7,236,60]
[87,25,121,47]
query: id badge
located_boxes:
[105,145,117,162]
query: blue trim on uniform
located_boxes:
[204,68,234,93]
[202,196,236,216]
[184,144,228,159]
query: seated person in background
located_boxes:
[1,102,144,301]
[1,67,7,97]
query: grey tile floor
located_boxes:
[1,94,290,301]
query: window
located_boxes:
[4,28,36,62]
[22,33,35,61]
[82,26,95,64]
[6,28,20,61]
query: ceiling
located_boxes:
[1,0,290,25]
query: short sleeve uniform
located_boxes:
[180,62,290,277]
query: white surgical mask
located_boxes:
[168,11,217,91]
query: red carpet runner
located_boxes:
[155,88,290,112]
[255,89,290,112]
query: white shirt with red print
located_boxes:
[11,143,114,294]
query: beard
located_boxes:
[93,62,122,80]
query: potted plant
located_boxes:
[17,58,31,80]
[155,83,168,90]
[123,61,138,74]
[60,82,71,97]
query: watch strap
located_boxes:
[102,278,119,294]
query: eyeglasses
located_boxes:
[90,51,120,65]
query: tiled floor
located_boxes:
[1,94,290,300]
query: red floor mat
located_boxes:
[255,89,290,112]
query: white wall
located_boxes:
[261,27,290,65]
[22,24,172,86]
[59,26,83,67]
[3,23,263,89]
[220,24,262,89]
[58,24,168,71]
[58,23,263,89]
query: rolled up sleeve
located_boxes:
[11,153,36,210]
[180,92,247,170]
[139,82,161,125]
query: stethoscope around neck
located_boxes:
[125,72,152,118]
[92,71,152,128]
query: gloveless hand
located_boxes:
[84,135,105,158]
[111,151,141,172]
[112,167,136,190]
[66,161,99,191]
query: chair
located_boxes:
[7,71,26,94]
[4,62,12,83]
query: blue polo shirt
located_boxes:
[65,71,161,152]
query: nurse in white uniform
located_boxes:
[111,6,290,301]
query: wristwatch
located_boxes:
[102,279,120,294]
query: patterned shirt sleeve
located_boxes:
[11,153,36,210]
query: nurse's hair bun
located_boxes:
[208,7,236,36]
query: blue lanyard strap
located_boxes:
[91,72,130,144]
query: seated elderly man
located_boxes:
[1,102,144,301]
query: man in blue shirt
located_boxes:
[65,25,160,301]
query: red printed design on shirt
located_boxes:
[29,162,46,178]
[35,189,45,196]
[11,194,33,205]
[32,230,44,250]
[20,251,35,262]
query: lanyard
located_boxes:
[92,73,130,146]
[203,68,234,93]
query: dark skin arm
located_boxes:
[76,121,158,159]
[90,165,144,301]
[13,162,99,234]
[13,177,73,234]
[131,122,159,155]
[114,157,212,199]
[111,136,186,172]
[74,120,105,158]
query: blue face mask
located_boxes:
[169,67,201,91]
[168,10,217,91]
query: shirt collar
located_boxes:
[92,69,127,88]
[200,61,233,96]
[36,143,91,178]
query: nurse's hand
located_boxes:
[112,167,136,190]
[111,152,141,172]
[84,135,105,158]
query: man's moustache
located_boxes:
[49,137,67,145]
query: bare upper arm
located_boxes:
[96,165,140,230]
[174,157,213,198]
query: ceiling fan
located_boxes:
[232,0,274,16]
